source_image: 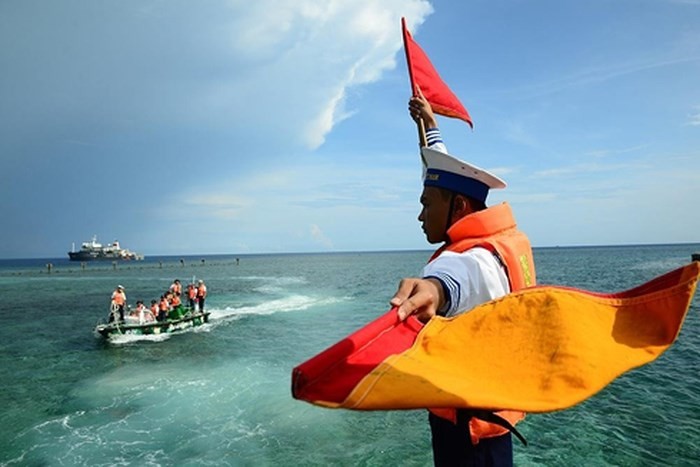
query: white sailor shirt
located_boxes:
[422,247,510,317]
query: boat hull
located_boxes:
[69,251,143,261]
[95,311,210,338]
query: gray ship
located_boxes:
[68,236,144,261]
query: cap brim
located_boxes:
[421,147,506,190]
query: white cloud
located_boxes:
[583,144,648,159]
[502,121,539,148]
[183,194,250,220]
[497,51,700,102]
[688,106,700,126]
[0,0,434,154]
[154,152,420,253]
[310,224,334,249]
[209,0,434,149]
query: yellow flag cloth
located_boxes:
[293,262,699,413]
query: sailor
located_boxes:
[390,90,536,466]
[109,285,126,322]
[196,280,207,312]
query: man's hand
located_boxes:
[408,86,438,129]
[390,277,445,323]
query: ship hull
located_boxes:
[68,251,143,261]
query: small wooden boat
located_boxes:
[95,307,210,338]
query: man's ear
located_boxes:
[451,195,472,219]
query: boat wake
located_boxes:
[107,332,175,345]
[104,295,345,344]
[209,294,345,320]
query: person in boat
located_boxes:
[196,279,207,312]
[150,299,159,319]
[171,291,181,307]
[187,283,197,310]
[169,279,182,296]
[169,291,184,319]
[128,301,141,320]
[157,295,169,322]
[389,90,536,467]
[132,300,155,324]
[109,285,127,323]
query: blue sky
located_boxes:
[1,0,699,259]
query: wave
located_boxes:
[627,258,691,275]
[106,332,174,345]
[210,294,344,320]
[230,275,308,285]
[104,295,344,345]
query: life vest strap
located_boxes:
[456,409,528,446]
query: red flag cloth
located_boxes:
[402,17,473,128]
[291,262,700,412]
[291,309,423,405]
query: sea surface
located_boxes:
[1,244,699,466]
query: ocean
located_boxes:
[1,244,699,466]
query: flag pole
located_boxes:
[402,18,427,148]
[417,119,426,148]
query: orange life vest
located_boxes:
[197,284,207,298]
[171,282,182,295]
[111,291,126,306]
[188,286,196,299]
[171,294,181,307]
[427,202,536,445]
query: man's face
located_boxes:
[418,186,450,244]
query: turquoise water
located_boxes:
[1,245,699,466]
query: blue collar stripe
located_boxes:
[424,168,489,203]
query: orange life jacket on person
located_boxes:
[150,303,158,314]
[427,202,536,445]
[159,298,168,311]
[197,284,207,298]
[170,282,182,295]
[111,291,126,306]
[171,294,181,307]
[188,286,196,300]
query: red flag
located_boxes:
[402,17,473,128]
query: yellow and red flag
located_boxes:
[402,17,473,128]
[292,262,699,413]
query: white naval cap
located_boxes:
[421,147,506,203]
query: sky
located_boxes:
[1,0,700,259]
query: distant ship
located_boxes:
[68,236,144,261]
